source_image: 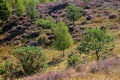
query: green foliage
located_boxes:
[0,0,12,21]
[77,27,114,61]
[53,21,73,55]
[38,0,56,3]
[15,0,26,16]
[36,17,55,29]
[66,4,82,26]
[67,52,82,67]
[14,46,48,75]
[24,0,38,19]
[0,60,22,79]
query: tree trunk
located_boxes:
[63,50,65,57]
[95,50,99,61]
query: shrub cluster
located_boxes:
[0,56,23,79]
[67,52,83,67]
[36,17,55,29]
[14,46,48,75]
[0,0,12,21]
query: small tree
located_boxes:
[77,27,114,61]
[15,0,26,16]
[66,4,82,27]
[24,0,37,19]
[0,0,12,21]
[53,21,73,56]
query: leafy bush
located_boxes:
[36,17,55,29]
[0,0,12,21]
[14,46,48,75]
[67,52,82,67]
[66,4,82,26]
[24,0,38,19]
[38,0,56,3]
[15,0,26,16]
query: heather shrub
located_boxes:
[89,58,120,73]
[22,70,72,80]
[14,46,48,75]
[67,52,83,67]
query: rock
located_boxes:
[14,36,21,40]
[81,21,87,25]
[104,0,112,2]
[47,35,55,40]
[109,25,119,30]
[28,41,38,46]
[100,26,107,30]
[109,14,117,19]
[84,6,91,9]
[10,27,16,32]
[45,40,52,46]
[86,15,94,20]
[74,37,81,41]
[118,9,120,12]
[103,10,110,16]
[30,32,40,38]
[17,21,23,25]
[69,26,74,32]
[13,40,20,45]
[72,34,81,41]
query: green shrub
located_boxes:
[15,0,26,16]
[24,0,37,19]
[66,4,82,27]
[0,0,12,21]
[14,46,48,75]
[67,52,82,67]
[36,17,55,29]
[38,0,56,3]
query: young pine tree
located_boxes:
[53,21,73,56]
[15,0,26,16]
[66,4,82,27]
[25,0,37,19]
[77,27,114,61]
[0,0,12,21]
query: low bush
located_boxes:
[67,52,83,67]
[89,57,120,73]
[0,56,23,79]
[14,46,48,75]
[36,17,55,29]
